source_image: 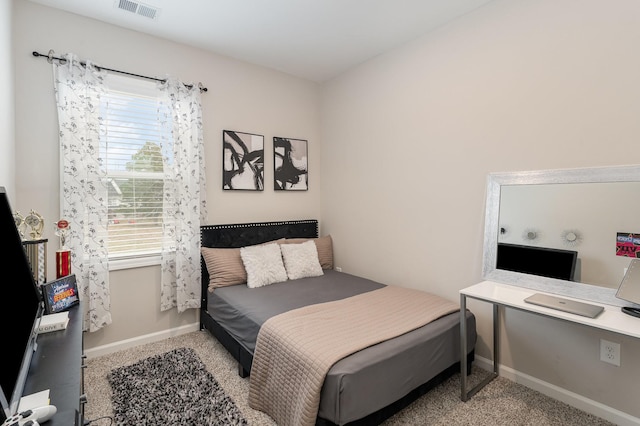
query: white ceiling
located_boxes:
[26,0,495,82]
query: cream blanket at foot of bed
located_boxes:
[248,285,460,426]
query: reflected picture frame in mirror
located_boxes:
[482,164,640,307]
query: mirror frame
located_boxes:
[482,164,640,307]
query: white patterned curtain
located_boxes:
[53,54,112,332]
[158,78,207,312]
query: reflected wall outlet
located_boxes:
[600,339,620,366]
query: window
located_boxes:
[100,75,172,263]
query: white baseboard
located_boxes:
[474,355,640,426]
[84,322,200,359]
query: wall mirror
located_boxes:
[482,164,640,307]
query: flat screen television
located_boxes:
[497,242,578,281]
[0,187,44,421]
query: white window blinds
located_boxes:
[100,75,173,259]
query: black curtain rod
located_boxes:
[32,50,208,93]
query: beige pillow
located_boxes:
[201,247,246,291]
[280,235,333,269]
[201,239,285,291]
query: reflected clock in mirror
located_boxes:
[482,164,640,306]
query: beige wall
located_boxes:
[320,0,640,420]
[1,0,14,196]
[13,1,322,351]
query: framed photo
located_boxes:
[223,130,264,190]
[41,273,79,314]
[274,137,308,191]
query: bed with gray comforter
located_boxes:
[200,219,477,426]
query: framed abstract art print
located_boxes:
[223,130,264,190]
[274,137,308,191]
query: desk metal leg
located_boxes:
[460,294,499,401]
[460,294,468,400]
[492,303,499,375]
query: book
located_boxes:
[18,389,50,412]
[38,311,69,333]
[40,273,79,314]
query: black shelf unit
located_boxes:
[23,303,85,425]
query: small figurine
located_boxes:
[25,209,44,240]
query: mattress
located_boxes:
[207,270,477,425]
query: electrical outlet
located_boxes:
[600,339,621,366]
[335,266,342,272]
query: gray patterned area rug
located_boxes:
[107,347,248,425]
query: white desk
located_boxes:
[459,280,640,401]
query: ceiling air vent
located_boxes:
[116,0,160,20]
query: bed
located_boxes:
[200,219,477,425]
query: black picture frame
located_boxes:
[274,137,308,191]
[223,130,265,191]
[40,273,79,314]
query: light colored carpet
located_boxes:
[84,330,614,426]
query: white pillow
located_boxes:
[240,243,288,288]
[280,240,324,280]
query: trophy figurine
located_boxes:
[25,210,44,240]
[54,219,71,278]
[13,211,26,240]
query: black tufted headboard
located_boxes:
[200,219,318,309]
